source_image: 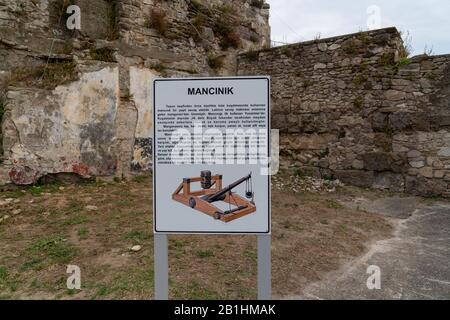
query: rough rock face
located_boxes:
[0,0,270,184]
[2,67,119,185]
[238,27,450,198]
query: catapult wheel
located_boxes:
[189,197,196,208]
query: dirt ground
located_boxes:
[0,172,393,300]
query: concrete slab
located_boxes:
[296,199,450,300]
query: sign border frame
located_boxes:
[152,76,271,235]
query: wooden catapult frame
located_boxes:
[172,172,256,223]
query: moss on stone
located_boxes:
[9,61,78,90]
[89,47,116,62]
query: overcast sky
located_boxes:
[266,0,450,56]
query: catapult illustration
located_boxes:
[172,171,256,222]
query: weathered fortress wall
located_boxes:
[238,28,450,197]
[0,0,270,184]
[1,2,449,198]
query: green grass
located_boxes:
[0,266,7,282]
[23,235,77,269]
[124,230,148,244]
[62,199,84,215]
[132,175,147,183]
[394,57,412,73]
[62,215,89,226]
[327,200,344,209]
[244,249,257,261]
[90,266,154,299]
[195,250,214,258]
[172,281,221,300]
[0,266,21,293]
[0,189,25,198]
[78,228,89,238]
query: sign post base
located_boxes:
[154,233,168,300]
[258,234,271,300]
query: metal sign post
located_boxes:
[154,234,168,300]
[257,234,271,300]
[152,77,271,300]
[154,234,271,300]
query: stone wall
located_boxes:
[0,0,270,184]
[237,27,450,198]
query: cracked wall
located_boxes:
[0,0,271,184]
[238,27,450,198]
[1,67,119,184]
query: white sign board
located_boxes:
[153,77,270,234]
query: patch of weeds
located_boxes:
[327,200,343,209]
[425,72,437,81]
[195,249,214,258]
[132,175,147,183]
[424,194,444,201]
[20,258,45,272]
[0,266,6,282]
[89,47,116,62]
[113,176,121,183]
[250,0,265,9]
[189,0,209,15]
[378,52,395,67]
[91,266,154,299]
[207,55,224,70]
[28,185,44,196]
[62,215,89,226]
[146,9,168,35]
[150,63,166,73]
[394,57,411,73]
[357,31,369,44]
[243,49,259,61]
[0,94,5,124]
[353,74,368,87]
[281,46,293,58]
[374,126,394,137]
[320,219,329,225]
[343,40,357,54]
[323,174,334,182]
[353,96,364,110]
[212,5,241,50]
[107,0,119,40]
[399,30,413,58]
[1,189,24,198]
[319,148,329,159]
[282,220,292,229]
[124,230,148,244]
[339,224,347,231]
[186,67,199,75]
[27,235,77,266]
[294,169,308,179]
[244,249,257,261]
[66,289,78,296]
[302,79,313,89]
[63,199,84,215]
[122,89,133,101]
[9,61,78,90]
[169,239,185,249]
[250,34,259,43]
[78,227,89,238]
[173,281,221,300]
